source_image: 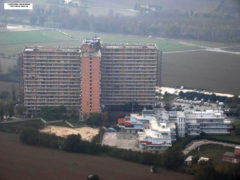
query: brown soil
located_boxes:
[163,51,240,94]
[0,132,193,180]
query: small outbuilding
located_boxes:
[198,157,209,163]
[222,152,240,164]
[222,146,240,164]
[184,155,193,167]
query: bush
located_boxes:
[20,128,63,148]
[38,133,61,149]
[63,134,82,152]
[19,128,39,145]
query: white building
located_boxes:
[118,109,176,151]
[177,110,231,137]
[138,117,173,151]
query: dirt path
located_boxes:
[182,139,237,155]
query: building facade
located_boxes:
[22,38,162,116]
[177,110,232,137]
[22,47,81,115]
[101,44,162,107]
[81,38,101,115]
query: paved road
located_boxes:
[182,139,237,155]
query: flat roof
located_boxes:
[101,44,157,49]
[24,47,81,53]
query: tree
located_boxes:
[86,113,102,126]
[0,101,4,120]
[11,84,16,102]
[0,91,10,101]
[63,134,81,152]
[161,146,184,169]
[19,128,39,145]
[7,100,14,117]
[40,106,66,120]
[195,161,217,180]
[16,104,26,116]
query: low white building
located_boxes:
[138,117,173,151]
[118,109,176,151]
[177,110,231,137]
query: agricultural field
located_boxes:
[0,29,200,56]
[0,132,194,180]
[0,29,240,94]
[0,30,78,56]
[0,30,72,45]
[162,50,240,94]
[190,144,234,165]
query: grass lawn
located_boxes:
[190,144,234,165]
[0,29,200,56]
[3,28,239,57]
[209,135,240,144]
[0,30,72,45]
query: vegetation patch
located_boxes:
[189,144,234,165]
[0,30,72,45]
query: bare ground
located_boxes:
[0,132,193,180]
[163,51,240,94]
[102,132,140,151]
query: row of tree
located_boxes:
[19,128,184,170]
[19,128,240,179]
[1,2,240,42]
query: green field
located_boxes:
[190,144,234,165]
[0,30,72,45]
[0,29,201,56]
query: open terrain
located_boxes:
[162,50,240,94]
[189,144,234,165]
[0,29,240,94]
[102,132,140,151]
[0,29,199,56]
[40,126,99,142]
[0,132,193,180]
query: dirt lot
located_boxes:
[0,132,193,180]
[102,132,140,151]
[40,126,99,142]
[163,50,240,94]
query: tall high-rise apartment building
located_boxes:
[22,38,162,116]
[101,44,162,107]
[22,47,81,115]
[81,38,101,115]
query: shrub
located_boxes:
[63,134,81,152]
[19,128,39,145]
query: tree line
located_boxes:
[1,1,240,42]
[19,128,184,170]
[19,128,240,179]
